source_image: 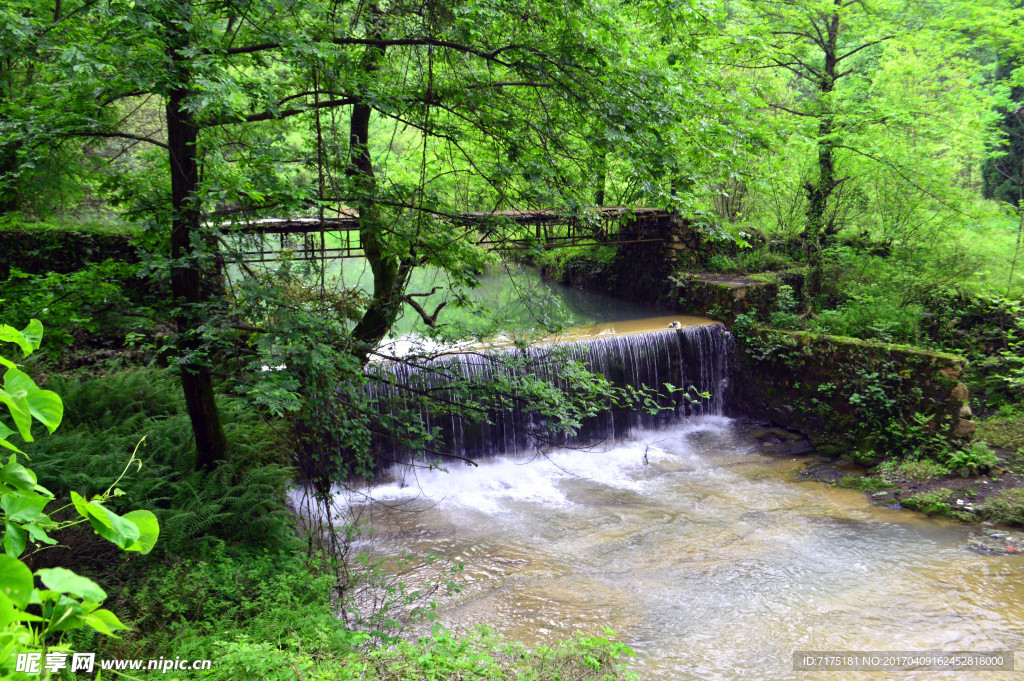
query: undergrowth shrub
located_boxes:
[93,542,637,681]
[27,368,293,555]
[921,290,1024,407]
[101,543,348,659]
[706,248,795,274]
[943,442,1000,477]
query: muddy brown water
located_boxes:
[337,417,1024,680]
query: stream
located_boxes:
[305,265,1024,679]
[343,418,1024,680]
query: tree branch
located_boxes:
[74,131,168,149]
[201,96,358,128]
[404,290,448,328]
[768,103,819,117]
[836,35,894,63]
[224,37,523,67]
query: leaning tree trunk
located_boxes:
[165,16,228,471]
[348,23,403,360]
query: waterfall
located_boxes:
[364,323,732,464]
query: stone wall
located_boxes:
[542,217,976,454]
[731,327,973,456]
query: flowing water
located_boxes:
[367,324,730,460]
[307,270,1024,679]
[343,418,1024,680]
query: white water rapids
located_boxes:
[326,417,1024,680]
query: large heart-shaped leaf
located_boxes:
[36,567,107,603]
[123,510,159,555]
[3,368,62,434]
[0,387,32,442]
[0,554,34,609]
[0,325,33,357]
[84,608,128,636]
[19,320,42,353]
[70,492,141,549]
[0,456,38,492]
[1,490,49,523]
[3,522,27,557]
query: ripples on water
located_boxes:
[325,418,1024,680]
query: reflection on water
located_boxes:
[299,259,676,337]
[339,419,1024,680]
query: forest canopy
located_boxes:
[1,0,1022,466]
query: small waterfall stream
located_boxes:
[318,313,1024,680]
[365,323,732,462]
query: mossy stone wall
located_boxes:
[545,213,746,306]
[732,328,972,455]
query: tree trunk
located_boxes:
[348,20,402,360]
[165,16,228,471]
[803,3,841,296]
[594,152,607,207]
[0,65,19,215]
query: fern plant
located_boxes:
[23,368,293,555]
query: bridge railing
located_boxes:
[215,207,670,263]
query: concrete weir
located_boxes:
[364,319,731,462]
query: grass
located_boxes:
[954,214,1024,299]
[0,214,140,236]
[976,408,1024,452]
[979,489,1024,527]
[876,458,951,482]
[900,488,955,516]
[835,474,893,492]
[763,328,965,361]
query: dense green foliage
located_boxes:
[25,368,294,553]
[1,322,159,679]
[2,0,1024,673]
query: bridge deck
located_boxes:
[219,207,671,262]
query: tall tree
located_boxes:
[15,0,693,468]
[738,0,899,286]
[983,58,1024,207]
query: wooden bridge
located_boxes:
[219,207,672,263]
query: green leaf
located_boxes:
[0,456,38,492]
[3,368,62,434]
[0,555,34,609]
[0,386,32,442]
[20,320,43,352]
[72,494,141,550]
[0,591,16,629]
[123,510,159,555]
[0,325,33,357]
[70,490,89,518]
[84,608,128,636]
[24,522,56,546]
[0,437,25,455]
[27,390,62,434]
[36,567,107,602]
[3,522,27,558]
[1,491,49,523]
